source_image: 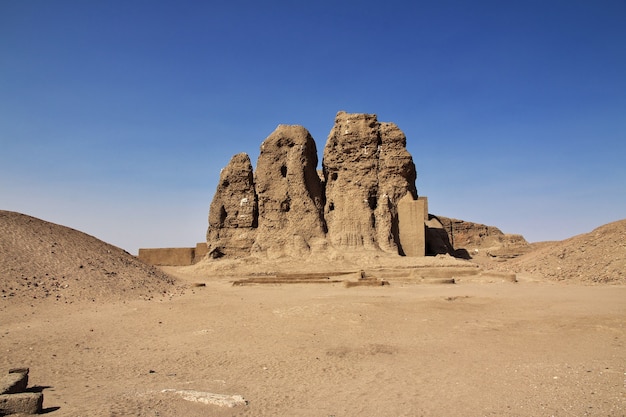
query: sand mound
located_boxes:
[0,211,182,305]
[506,219,626,284]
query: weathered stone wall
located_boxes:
[193,242,208,263]
[426,216,529,259]
[138,245,206,266]
[436,217,521,250]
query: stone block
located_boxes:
[0,392,43,415]
[0,372,27,395]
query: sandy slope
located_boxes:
[0,211,183,306]
[498,219,626,284]
[1,212,626,416]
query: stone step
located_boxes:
[0,371,28,395]
[0,392,43,415]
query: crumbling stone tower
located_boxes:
[206,111,427,259]
[323,112,417,254]
[206,153,257,258]
[252,125,327,258]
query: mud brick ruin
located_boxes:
[139,111,527,266]
[206,111,427,259]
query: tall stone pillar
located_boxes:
[397,193,427,256]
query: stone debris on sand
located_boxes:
[161,389,247,407]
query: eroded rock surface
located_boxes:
[206,111,419,260]
[206,153,257,258]
[374,121,418,252]
[323,112,417,252]
[427,215,529,259]
[253,125,326,258]
[323,112,382,250]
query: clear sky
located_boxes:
[1,1,625,254]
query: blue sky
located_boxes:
[1,0,625,254]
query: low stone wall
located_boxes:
[138,243,207,266]
[194,242,208,263]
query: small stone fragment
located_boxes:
[162,389,247,407]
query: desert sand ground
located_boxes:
[2,211,625,416]
[2,271,625,416]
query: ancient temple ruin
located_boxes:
[206,111,428,259]
[138,111,529,266]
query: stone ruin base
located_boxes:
[0,368,43,415]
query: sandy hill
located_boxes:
[0,211,182,305]
[503,219,626,284]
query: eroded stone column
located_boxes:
[206,153,258,258]
[253,125,326,257]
